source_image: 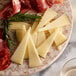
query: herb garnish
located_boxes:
[1,13,41,49]
[9,13,41,22]
[2,19,13,48]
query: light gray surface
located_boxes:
[31,0,76,76]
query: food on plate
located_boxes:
[54,32,67,47]
[12,0,21,14]
[9,22,25,30]
[38,14,70,32]
[36,32,46,47]
[0,0,71,71]
[24,47,29,59]
[31,19,39,33]
[28,33,42,67]
[32,32,37,45]
[37,28,60,58]
[36,8,57,30]
[16,28,26,42]
[0,39,11,71]
[11,28,31,64]
[49,27,62,34]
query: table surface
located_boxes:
[31,0,76,76]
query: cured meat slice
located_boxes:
[20,0,31,8]
[0,2,14,19]
[36,0,49,12]
[0,39,11,71]
[12,0,21,14]
[20,0,30,14]
[46,0,63,6]
[0,48,11,71]
[29,0,49,12]
[0,28,3,39]
[29,0,39,12]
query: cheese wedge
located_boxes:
[24,47,29,59]
[31,19,39,33]
[37,28,59,58]
[49,28,56,35]
[16,28,26,42]
[36,8,57,30]
[49,27,62,34]
[54,33,67,46]
[11,28,31,64]
[36,32,46,47]
[28,33,42,67]
[38,14,70,32]
[32,32,37,45]
[9,22,30,30]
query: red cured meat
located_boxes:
[46,0,63,5]
[36,0,49,12]
[20,0,30,14]
[20,0,31,8]
[28,0,39,12]
[0,39,11,71]
[54,0,63,3]
[0,2,14,19]
[0,28,3,39]
[0,48,11,71]
[12,0,21,14]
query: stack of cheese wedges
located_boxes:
[10,8,70,67]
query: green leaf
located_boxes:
[9,13,41,22]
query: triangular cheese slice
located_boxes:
[32,32,37,45]
[31,19,39,33]
[36,32,46,47]
[28,33,42,67]
[36,8,57,30]
[9,22,30,30]
[16,28,26,42]
[24,47,29,59]
[11,28,31,64]
[54,32,67,46]
[49,27,62,34]
[37,28,60,58]
[38,14,70,32]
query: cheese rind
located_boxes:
[36,8,57,30]
[37,28,60,58]
[11,28,31,64]
[38,14,70,32]
[28,33,42,67]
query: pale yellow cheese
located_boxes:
[16,28,26,42]
[31,19,39,33]
[28,33,42,67]
[32,32,37,45]
[38,14,70,32]
[37,28,60,58]
[49,28,56,35]
[36,32,46,47]
[54,33,67,46]
[36,8,57,30]
[24,47,29,59]
[11,28,31,64]
[9,22,30,30]
[49,27,62,34]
